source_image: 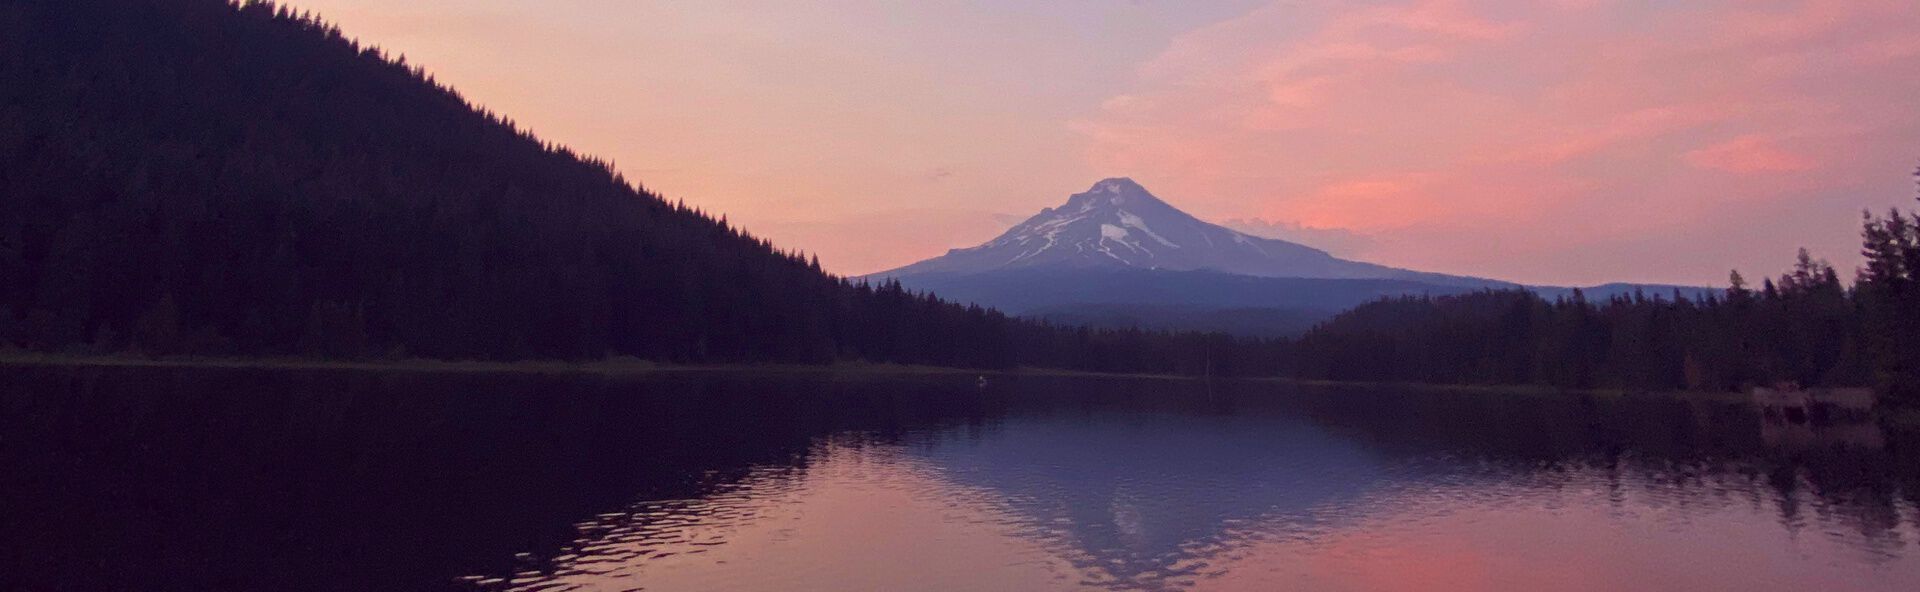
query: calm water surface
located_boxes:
[3,366,1919,591]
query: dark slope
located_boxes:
[890,267,1717,338]
[897,268,1485,315]
[1028,304,1331,339]
[0,0,1281,373]
[1282,285,1873,392]
[0,0,828,361]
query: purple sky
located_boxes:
[289,0,1919,285]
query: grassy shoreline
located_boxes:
[0,351,1857,407]
[1248,376,1757,403]
[0,351,1785,396]
[0,351,1194,381]
[9,351,1910,429]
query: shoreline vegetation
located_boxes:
[0,351,1191,381]
[12,351,1915,427]
[0,349,1822,397]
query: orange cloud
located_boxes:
[1076,0,1920,284]
[1285,179,1423,230]
[1685,135,1818,173]
[1341,0,1524,42]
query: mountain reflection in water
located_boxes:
[3,367,1917,591]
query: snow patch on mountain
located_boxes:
[1117,210,1178,248]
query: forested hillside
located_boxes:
[0,0,1281,374]
[1284,212,1920,408]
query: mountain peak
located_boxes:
[878,178,1403,279]
[1065,177,1162,212]
[1091,177,1143,193]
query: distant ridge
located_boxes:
[873,179,1714,336]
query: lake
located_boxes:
[3,366,1918,591]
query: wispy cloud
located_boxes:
[1222,218,1376,257]
[1077,0,1920,284]
[1684,135,1817,173]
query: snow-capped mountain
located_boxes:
[867,178,1713,336]
[877,177,1489,286]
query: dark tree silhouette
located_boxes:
[1854,170,1920,407]
[0,0,1284,375]
[1284,195,1919,406]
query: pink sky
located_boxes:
[290,0,1918,285]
